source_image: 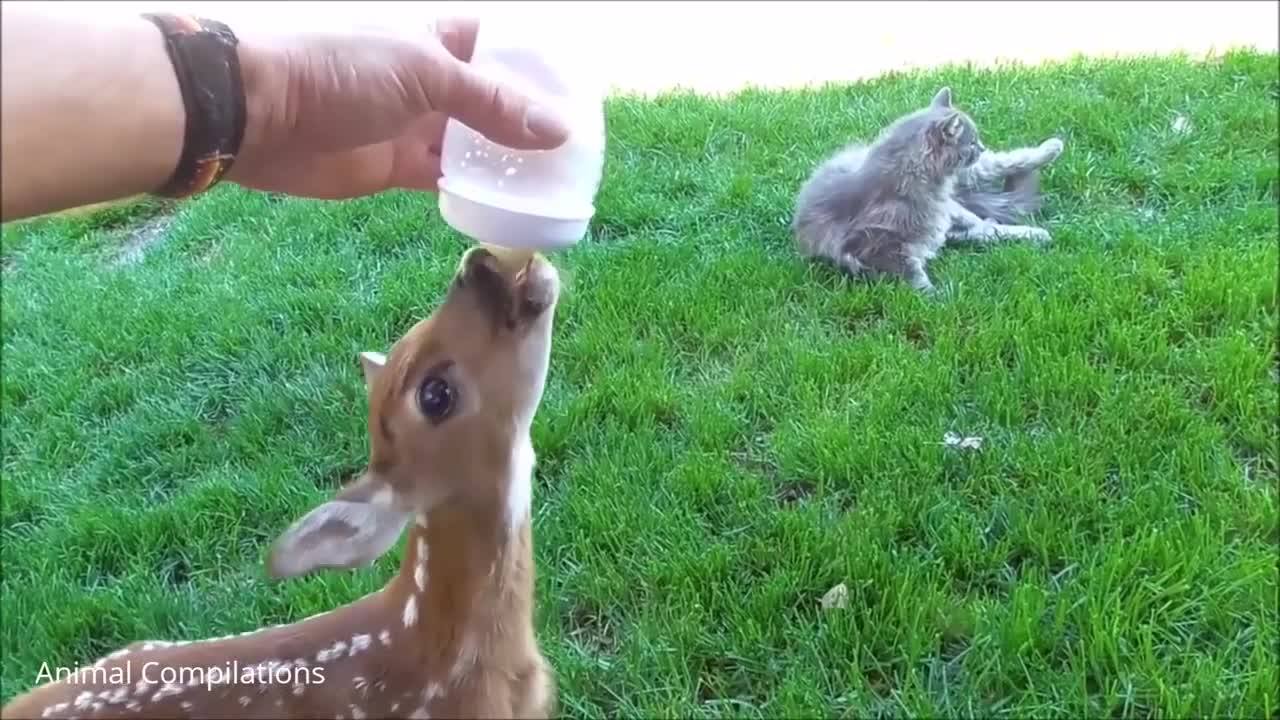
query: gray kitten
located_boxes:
[791,87,1063,293]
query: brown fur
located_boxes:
[3,247,562,720]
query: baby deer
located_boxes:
[4,247,562,719]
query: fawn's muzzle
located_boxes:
[454,247,560,329]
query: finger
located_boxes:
[433,17,480,63]
[413,112,448,157]
[389,141,443,192]
[426,53,571,151]
[387,121,444,191]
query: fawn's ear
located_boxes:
[931,87,952,108]
[359,351,387,388]
[266,474,409,580]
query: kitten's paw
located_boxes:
[911,277,939,296]
[838,251,865,277]
[1038,138,1065,161]
[1029,227,1053,245]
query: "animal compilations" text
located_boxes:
[34,659,325,693]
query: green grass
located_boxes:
[2,51,1277,717]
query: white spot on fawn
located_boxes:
[74,692,94,709]
[414,538,428,591]
[152,683,185,702]
[181,701,193,711]
[378,629,392,646]
[126,700,142,712]
[403,595,418,627]
[316,640,348,663]
[105,686,129,704]
[134,680,154,696]
[390,702,400,712]
[506,438,535,530]
[351,706,367,720]
[349,633,372,656]
[239,696,251,707]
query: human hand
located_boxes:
[224,18,570,200]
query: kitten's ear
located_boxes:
[931,87,953,108]
[943,113,965,139]
[928,112,966,147]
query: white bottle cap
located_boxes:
[438,178,594,251]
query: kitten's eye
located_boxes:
[417,376,455,422]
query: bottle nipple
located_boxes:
[479,242,536,272]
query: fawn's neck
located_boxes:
[384,435,537,674]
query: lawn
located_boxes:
[2,51,1277,717]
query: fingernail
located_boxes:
[524,105,571,144]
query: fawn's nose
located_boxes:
[459,245,497,278]
[453,245,559,323]
[514,254,560,314]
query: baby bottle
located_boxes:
[436,20,607,263]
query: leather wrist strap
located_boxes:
[142,13,246,199]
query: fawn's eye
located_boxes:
[417,376,455,422]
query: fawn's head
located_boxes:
[266,247,561,580]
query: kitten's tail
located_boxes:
[955,170,1042,225]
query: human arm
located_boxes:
[0,8,570,223]
[0,8,190,221]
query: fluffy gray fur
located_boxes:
[791,87,1064,293]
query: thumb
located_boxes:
[427,54,572,151]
